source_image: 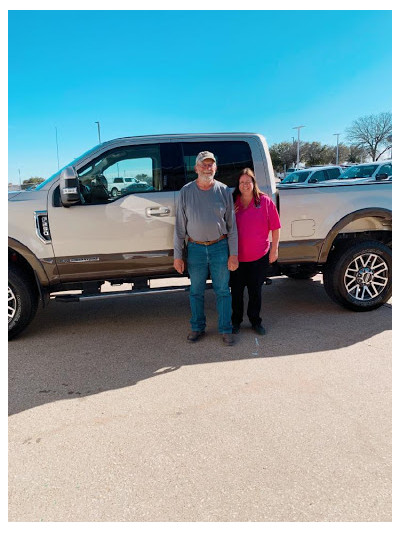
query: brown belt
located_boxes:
[188,235,227,246]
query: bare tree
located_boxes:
[345,112,392,161]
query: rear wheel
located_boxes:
[323,240,391,311]
[8,265,39,340]
[111,187,119,198]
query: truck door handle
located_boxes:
[145,206,171,217]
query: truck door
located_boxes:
[47,142,179,282]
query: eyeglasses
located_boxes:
[198,162,215,169]
[239,181,253,186]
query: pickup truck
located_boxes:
[8,133,392,339]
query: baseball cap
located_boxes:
[195,151,216,164]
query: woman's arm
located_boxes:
[269,228,280,263]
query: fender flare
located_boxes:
[318,207,392,263]
[8,237,51,287]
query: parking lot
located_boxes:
[8,275,391,522]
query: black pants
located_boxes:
[230,252,269,327]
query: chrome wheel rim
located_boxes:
[344,252,389,301]
[8,285,17,322]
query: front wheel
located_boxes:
[8,265,39,340]
[323,240,391,311]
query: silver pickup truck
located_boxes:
[8,133,392,339]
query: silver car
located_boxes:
[279,165,343,185]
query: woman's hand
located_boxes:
[269,249,278,263]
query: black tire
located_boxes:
[323,240,391,311]
[111,187,118,198]
[8,265,39,340]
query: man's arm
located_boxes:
[173,190,187,274]
[225,189,239,271]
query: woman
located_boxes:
[230,168,281,335]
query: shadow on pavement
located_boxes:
[9,276,391,415]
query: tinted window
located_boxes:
[340,164,378,179]
[77,144,161,203]
[378,163,392,177]
[311,170,326,182]
[282,170,311,183]
[181,141,253,188]
[326,167,341,179]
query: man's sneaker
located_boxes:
[187,331,205,342]
[222,333,234,346]
[232,324,241,334]
[252,324,266,335]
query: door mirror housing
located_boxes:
[60,167,81,207]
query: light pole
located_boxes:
[18,168,21,190]
[333,133,340,165]
[55,126,60,170]
[293,125,304,169]
[95,121,101,144]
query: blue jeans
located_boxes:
[187,239,232,334]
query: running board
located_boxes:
[52,283,213,303]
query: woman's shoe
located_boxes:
[252,324,266,335]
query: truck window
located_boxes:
[77,144,162,203]
[180,141,253,188]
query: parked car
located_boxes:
[120,182,154,195]
[335,161,392,182]
[108,176,148,197]
[279,165,343,185]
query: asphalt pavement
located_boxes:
[8,275,392,522]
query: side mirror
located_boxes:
[60,166,81,207]
[308,178,318,183]
[376,173,389,181]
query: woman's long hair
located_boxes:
[233,168,263,207]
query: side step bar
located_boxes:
[52,283,213,303]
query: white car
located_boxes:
[108,176,148,197]
[334,161,392,183]
[279,165,343,186]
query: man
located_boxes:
[174,151,239,346]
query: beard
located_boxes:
[197,171,216,182]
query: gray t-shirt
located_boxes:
[174,179,238,259]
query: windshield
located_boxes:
[282,170,312,184]
[35,144,103,190]
[339,164,378,179]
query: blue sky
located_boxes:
[8,9,392,183]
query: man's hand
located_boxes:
[228,255,239,271]
[174,259,185,274]
[269,249,278,263]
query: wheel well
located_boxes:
[8,248,39,298]
[332,230,391,250]
[325,231,392,266]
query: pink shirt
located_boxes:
[235,193,281,262]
